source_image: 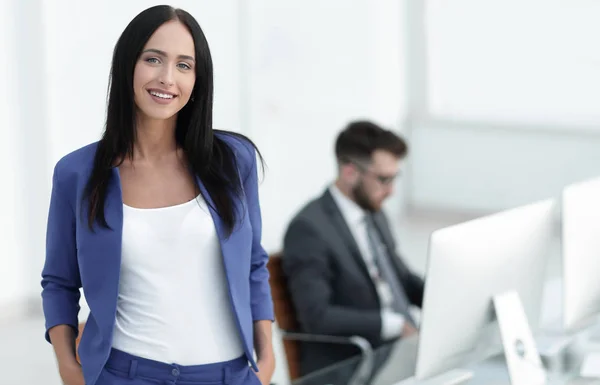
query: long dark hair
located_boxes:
[85,5,262,236]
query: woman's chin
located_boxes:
[137,106,180,122]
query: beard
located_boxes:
[352,180,380,212]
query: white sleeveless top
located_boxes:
[111,196,245,365]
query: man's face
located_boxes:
[352,150,401,212]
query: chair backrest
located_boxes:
[267,252,301,380]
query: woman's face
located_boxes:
[133,20,196,121]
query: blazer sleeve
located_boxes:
[41,164,82,343]
[243,148,275,322]
[283,218,383,343]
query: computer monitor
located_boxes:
[414,199,556,383]
[562,176,600,333]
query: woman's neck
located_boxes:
[133,114,178,163]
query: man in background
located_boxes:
[283,120,424,379]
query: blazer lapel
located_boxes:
[321,190,372,281]
[195,177,240,276]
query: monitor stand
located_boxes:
[400,291,547,385]
[493,290,547,385]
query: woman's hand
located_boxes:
[253,320,275,385]
[59,360,85,385]
[48,325,84,385]
[255,355,275,385]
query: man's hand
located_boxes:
[402,322,418,337]
[58,361,85,385]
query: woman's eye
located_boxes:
[146,57,160,64]
[178,63,191,70]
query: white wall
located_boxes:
[408,0,600,213]
[0,0,22,313]
[246,0,407,251]
[14,0,52,303]
[410,120,600,213]
[425,0,600,127]
[0,0,50,316]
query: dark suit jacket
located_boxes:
[282,189,424,376]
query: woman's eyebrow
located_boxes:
[142,48,195,62]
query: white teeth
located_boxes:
[149,91,174,99]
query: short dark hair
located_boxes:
[335,120,408,165]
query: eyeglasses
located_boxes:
[351,161,399,186]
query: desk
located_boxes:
[289,335,595,385]
[289,279,600,385]
[392,335,600,385]
[428,353,600,385]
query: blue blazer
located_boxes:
[41,133,274,385]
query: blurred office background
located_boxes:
[1,0,600,383]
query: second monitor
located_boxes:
[562,176,600,333]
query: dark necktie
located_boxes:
[364,214,415,326]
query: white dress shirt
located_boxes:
[329,185,406,340]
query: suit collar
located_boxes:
[320,188,371,279]
[328,184,366,228]
[321,188,360,251]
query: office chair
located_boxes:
[267,252,374,385]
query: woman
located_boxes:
[41,5,275,385]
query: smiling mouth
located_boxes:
[147,89,177,99]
